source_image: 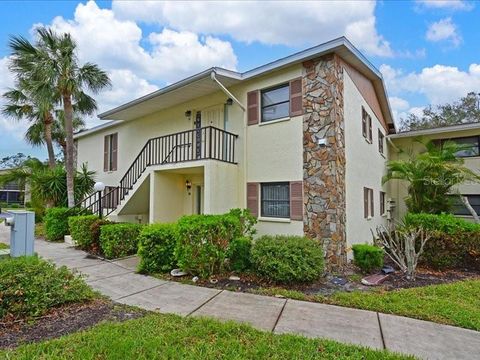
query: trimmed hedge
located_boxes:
[137,223,178,273]
[251,235,324,283]
[68,215,99,250]
[227,236,253,272]
[44,207,82,242]
[0,256,95,320]
[352,244,384,273]
[99,223,143,259]
[175,213,242,277]
[404,213,480,269]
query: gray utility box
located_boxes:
[5,210,35,257]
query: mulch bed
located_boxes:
[161,265,480,297]
[0,299,146,349]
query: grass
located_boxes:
[0,242,9,249]
[0,313,412,359]
[252,279,480,331]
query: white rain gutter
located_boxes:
[211,71,245,111]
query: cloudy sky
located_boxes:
[0,0,479,160]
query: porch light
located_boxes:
[185,110,192,120]
[226,98,233,106]
[185,180,192,194]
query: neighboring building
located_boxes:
[0,169,24,206]
[74,37,397,269]
[389,122,480,221]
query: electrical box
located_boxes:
[5,210,35,257]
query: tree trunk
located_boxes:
[460,196,480,223]
[44,112,56,169]
[63,94,75,208]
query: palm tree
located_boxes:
[8,28,110,207]
[383,138,480,213]
[2,82,57,168]
[24,110,86,160]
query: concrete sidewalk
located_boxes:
[2,229,479,359]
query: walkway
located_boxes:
[1,227,479,360]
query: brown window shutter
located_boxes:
[362,108,367,138]
[290,181,303,221]
[368,116,373,142]
[363,187,368,218]
[111,133,118,171]
[103,135,109,172]
[247,90,259,125]
[247,182,259,217]
[289,78,303,117]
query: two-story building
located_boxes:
[74,37,397,268]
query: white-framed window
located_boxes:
[261,182,290,218]
[362,107,372,143]
[364,187,374,218]
[378,129,385,154]
[261,84,290,122]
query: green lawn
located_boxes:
[1,313,412,360]
[253,279,480,331]
[0,242,9,249]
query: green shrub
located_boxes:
[99,223,142,259]
[44,207,82,242]
[138,223,177,273]
[175,213,242,277]
[27,206,45,224]
[68,215,99,250]
[404,213,480,269]
[227,208,257,238]
[251,235,324,283]
[227,236,253,272]
[352,244,384,273]
[0,256,95,320]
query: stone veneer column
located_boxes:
[302,54,346,271]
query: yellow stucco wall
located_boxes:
[390,128,480,219]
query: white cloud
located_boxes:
[416,0,474,11]
[381,62,480,106]
[112,0,393,57]
[426,17,462,47]
[48,1,237,85]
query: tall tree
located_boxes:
[8,28,110,207]
[2,81,57,168]
[400,92,480,132]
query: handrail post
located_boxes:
[97,190,103,218]
[209,126,212,159]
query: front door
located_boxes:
[194,111,202,159]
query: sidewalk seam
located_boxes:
[82,269,134,283]
[186,289,224,317]
[271,298,288,333]
[377,312,386,349]
[113,282,169,301]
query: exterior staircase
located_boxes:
[76,126,238,217]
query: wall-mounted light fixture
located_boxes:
[185,110,192,120]
[315,135,327,147]
[185,180,192,195]
[225,98,233,106]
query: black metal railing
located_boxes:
[74,126,238,216]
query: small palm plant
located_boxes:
[383,138,480,214]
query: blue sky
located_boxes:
[0,0,479,161]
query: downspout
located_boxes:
[387,136,400,153]
[210,71,247,210]
[210,71,246,111]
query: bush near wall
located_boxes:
[227,236,253,272]
[404,213,480,269]
[137,223,178,273]
[99,223,143,259]
[251,235,324,283]
[175,213,243,277]
[352,244,384,273]
[44,207,83,242]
